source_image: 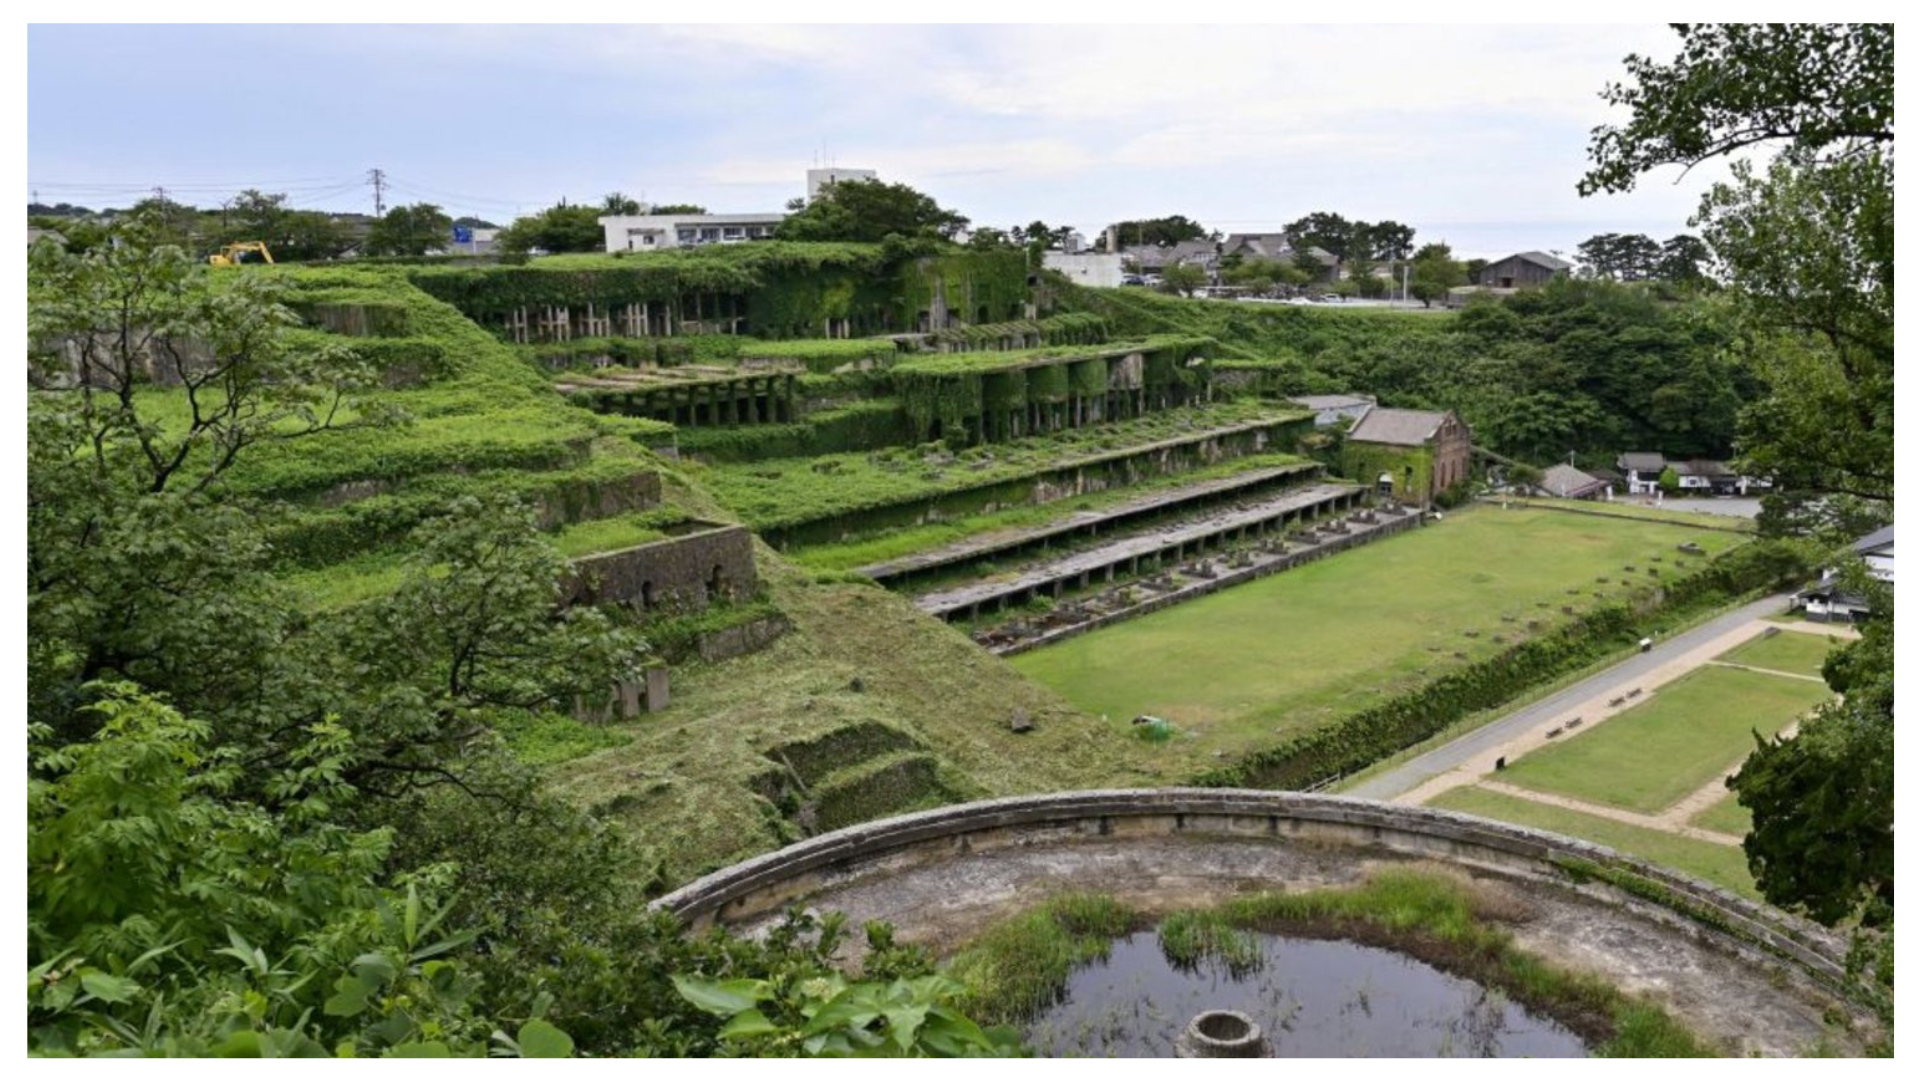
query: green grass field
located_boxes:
[1429,785,1759,899]
[1716,629,1844,677]
[1498,666,1832,814]
[1009,506,1744,766]
[1690,794,1753,837]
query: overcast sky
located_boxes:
[27,23,1732,259]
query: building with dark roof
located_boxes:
[1537,463,1609,500]
[1477,251,1574,289]
[1796,524,1893,623]
[1342,405,1472,504]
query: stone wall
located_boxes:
[563,522,756,614]
[653,789,1851,996]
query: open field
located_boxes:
[1010,506,1745,769]
[1429,785,1759,899]
[1495,496,1758,533]
[1717,628,1844,677]
[1497,665,1831,814]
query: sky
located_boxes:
[26,22,1736,259]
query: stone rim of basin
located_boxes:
[1177,1009,1268,1058]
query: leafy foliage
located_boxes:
[364,203,454,257]
[496,201,606,255]
[776,179,969,243]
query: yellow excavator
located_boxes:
[208,241,275,267]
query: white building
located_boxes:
[1043,251,1125,288]
[598,212,786,252]
[1796,524,1892,623]
[806,167,877,199]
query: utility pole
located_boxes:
[366,168,387,217]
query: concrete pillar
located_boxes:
[643,666,670,713]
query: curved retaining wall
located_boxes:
[654,788,1852,992]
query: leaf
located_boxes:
[514,1018,573,1058]
[387,1041,452,1058]
[322,975,371,1018]
[884,1004,929,1051]
[670,974,768,1017]
[79,971,141,1004]
[716,1008,779,1041]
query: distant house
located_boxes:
[1119,239,1221,276]
[1343,405,1473,504]
[1617,452,1667,495]
[1220,234,1341,284]
[1289,393,1376,428]
[1795,524,1893,623]
[1537,463,1609,500]
[1476,251,1574,289]
[1671,459,1737,494]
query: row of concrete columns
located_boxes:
[946,488,1361,623]
[500,295,753,344]
[616,374,798,427]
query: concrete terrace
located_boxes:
[855,461,1323,583]
[913,481,1364,620]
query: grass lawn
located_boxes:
[1429,785,1759,899]
[1690,794,1753,837]
[1009,506,1745,770]
[1716,629,1844,677]
[1498,665,1832,814]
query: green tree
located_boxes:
[363,203,454,256]
[1158,262,1208,297]
[497,201,605,255]
[601,192,641,216]
[1656,465,1680,494]
[1283,211,1356,260]
[1109,214,1211,248]
[1657,233,1712,284]
[1406,242,1465,307]
[1728,581,1892,927]
[775,179,968,243]
[1359,220,1416,261]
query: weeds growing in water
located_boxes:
[1156,910,1263,976]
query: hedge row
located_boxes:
[1192,539,1814,791]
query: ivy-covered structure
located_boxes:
[892,336,1215,445]
[407,244,1033,344]
[1341,406,1473,504]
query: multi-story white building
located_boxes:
[597,167,881,252]
[598,212,786,252]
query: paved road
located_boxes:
[1343,591,1795,802]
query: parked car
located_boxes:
[1122,274,1146,286]
[1285,296,1313,306]
[1318,294,1344,303]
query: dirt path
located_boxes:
[1475,781,1743,846]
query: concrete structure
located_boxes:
[652,789,1871,1057]
[1477,251,1574,289]
[1043,251,1125,288]
[1345,405,1473,502]
[1289,393,1376,428]
[857,463,1322,585]
[913,482,1363,621]
[558,364,802,427]
[599,211,784,252]
[806,167,877,199]
[562,520,756,614]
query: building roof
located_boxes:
[1539,463,1608,499]
[1289,394,1374,411]
[1671,459,1733,477]
[598,212,786,226]
[1221,233,1339,265]
[1617,452,1666,473]
[1852,524,1895,555]
[1493,251,1574,271]
[1347,406,1453,447]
